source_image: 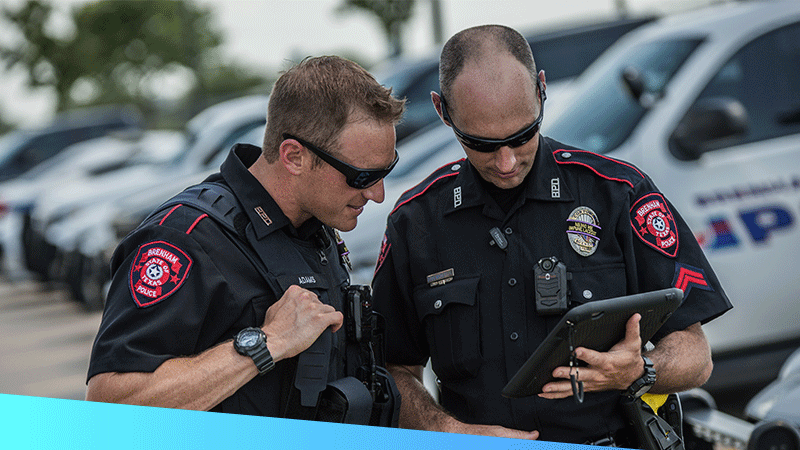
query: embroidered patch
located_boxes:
[672,263,713,297]
[374,233,391,275]
[631,193,679,258]
[453,186,462,208]
[566,206,601,257]
[129,241,193,308]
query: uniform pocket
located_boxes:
[568,263,627,305]
[413,275,482,381]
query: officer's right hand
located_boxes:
[261,285,343,362]
[447,422,539,440]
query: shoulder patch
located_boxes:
[554,149,644,188]
[129,241,193,308]
[390,159,464,215]
[630,193,679,258]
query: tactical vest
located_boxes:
[148,182,400,427]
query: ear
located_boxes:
[430,91,450,126]
[278,137,308,176]
[538,70,547,98]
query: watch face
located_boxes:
[237,329,262,350]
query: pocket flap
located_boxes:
[568,263,626,305]
[414,275,480,321]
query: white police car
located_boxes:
[545,0,800,391]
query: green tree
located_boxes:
[1,0,269,122]
[338,0,415,58]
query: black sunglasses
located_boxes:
[282,133,399,189]
[439,77,546,153]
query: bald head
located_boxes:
[439,25,537,102]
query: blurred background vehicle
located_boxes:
[0,105,143,183]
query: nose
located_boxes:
[494,145,518,173]
[362,178,386,204]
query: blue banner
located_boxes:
[0,394,593,450]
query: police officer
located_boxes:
[371,25,732,443]
[86,56,405,420]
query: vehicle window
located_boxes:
[530,20,651,82]
[395,66,441,141]
[546,38,702,154]
[687,21,800,147]
[202,121,266,168]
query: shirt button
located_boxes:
[583,290,593,299]
[504,227,513,235]
[434,299,443,309]
[561,152,572,159]
[510,332,519,341]
[451,164,461,171]
[508,278,517,286]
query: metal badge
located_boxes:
[566,206,601,257]
[427,268,454,287]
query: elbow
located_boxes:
[696,357,714,388]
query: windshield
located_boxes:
[546,38,702,154]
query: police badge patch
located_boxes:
[566,206,601,257]
[631,193,679,257]
[129,241,193,308]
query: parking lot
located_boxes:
[0,279,101,401]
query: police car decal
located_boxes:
[129,241,193,308]
[631,193,679,258]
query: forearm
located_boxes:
[389,364,460,432]
[645,322,712,394]
[86,340,259,410]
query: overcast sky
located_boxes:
[0,0,713,129]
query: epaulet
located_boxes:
[389,158,465,216]
[553,148,645,189]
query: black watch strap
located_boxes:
[249,343,274,376]
[625,355,656,399]
[235,327,275,376]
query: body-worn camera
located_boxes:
[534,256,570,315]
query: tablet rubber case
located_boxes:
[502,287,683,398]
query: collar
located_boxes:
[443,136,574,217]
[220,143,323,240]
[527,136,574,203]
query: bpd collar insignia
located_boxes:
[567,206,601,257]
[631,193,679,258]
[129,241,193,308]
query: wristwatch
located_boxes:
[233,327,274,376]
[625,355,656,399]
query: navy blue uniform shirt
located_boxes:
[372,136,732,443]
[88,143,343,416]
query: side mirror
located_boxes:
[670,97,748,161]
